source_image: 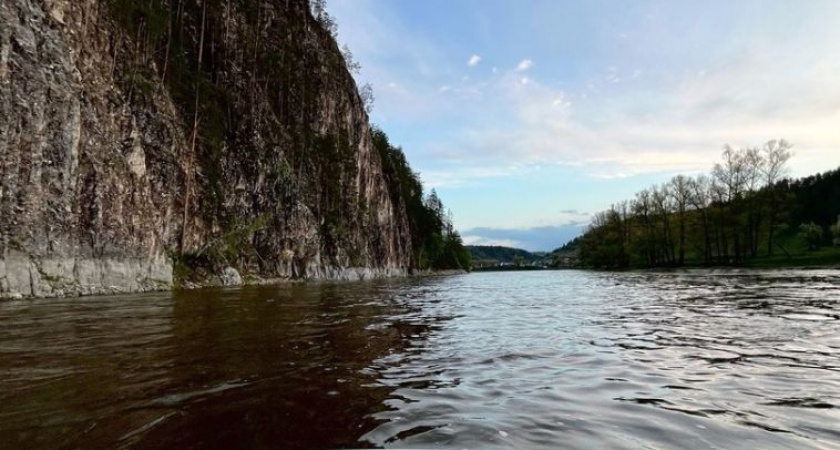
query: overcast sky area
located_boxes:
[328,0,840,251]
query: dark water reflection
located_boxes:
[1,270,839,449]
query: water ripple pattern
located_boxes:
[1,270,839,449]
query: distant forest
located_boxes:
[572,140,840,269]
[468,246,540,267]
[373,128,473,271]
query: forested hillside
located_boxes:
[0,0,469,299]
[576,140,840,268]
[468,246,539,267]
[373,129,472,271]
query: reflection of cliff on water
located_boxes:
[0,278,449,450]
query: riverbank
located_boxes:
[742,246,840,269]
[565,238,840,271]
[0,262,467,301]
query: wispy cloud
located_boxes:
[516,59,533,71]
[328,0,840,232]
[462,236,524,248]
[423,165,522,188]
[417,52,840,183]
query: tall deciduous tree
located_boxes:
[762,139,793,255]
[669,175,691,265]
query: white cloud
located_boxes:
[551,94,571,109]
[516,59,533,71]
[330,0,840,184]
[423,165,520,188]
[468,54,482,66]
[462,236,524,248]
[473,41,840,177]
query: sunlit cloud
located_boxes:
[462,236,524,248]
[328,0,840,240]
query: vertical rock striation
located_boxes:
[0,0,412,298]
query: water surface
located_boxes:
[1,270,839,449]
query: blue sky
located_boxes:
[328,0,840,251]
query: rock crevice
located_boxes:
[0,0,412,299]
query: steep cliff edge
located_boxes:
[0,0,412,298]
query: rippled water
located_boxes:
[1,270,839,450]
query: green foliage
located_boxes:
[372,126,471,271]
[831,217,840,246]
[434,230,472,270]
[575,141,840,268]
[789,169,840,228]
[799,222,824,251]
[196,215,271,265]
[468,245,538,268]
[311,0,338,37]
[106,1,467,275]
[556,237,580,252]
[107,0,238,216]
[108,0,170,42]
[167,248,198,287]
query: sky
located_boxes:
[327,0,840,251]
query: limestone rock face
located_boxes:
[0,0,412,298]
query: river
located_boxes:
[1,270,839,449]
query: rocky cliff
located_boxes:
[0,0,413,298]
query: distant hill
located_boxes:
[547,237,582,268]
[467,245,542,268]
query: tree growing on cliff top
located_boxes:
[360,83,375,114]
[372,128,472,271]
[311,0,338,37]
[341,44,362,73]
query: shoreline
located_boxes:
[0,264,468,301]
[563,261,840,272]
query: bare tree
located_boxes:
[742,147,765,257]
[341,44,361,74]
[577,139,798,268]
[761,139,793,255]
[669,174,692,265]
[311,0,337,37]
[311,0,327,18]
[712,145,747,203]
[359,83,374,114]
[652,184,676,265]
[688,175,713,264]
[709,176,730,263]
[633,189,655,266]
[712,146,750,263]
[616,200,631,266]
